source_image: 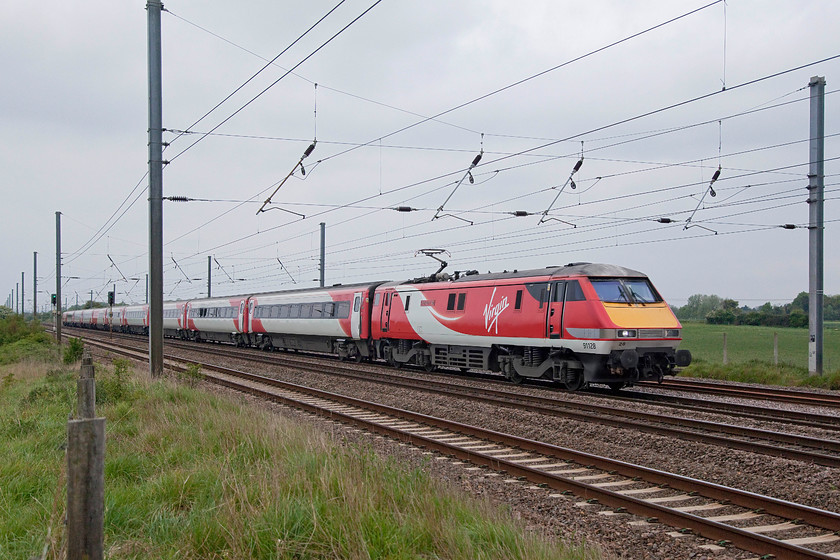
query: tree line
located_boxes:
[673,292,840,327]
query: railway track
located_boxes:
[84,337,840,559]
[637,378,840,409]
[61,326,840,431]
[67,328,840,467]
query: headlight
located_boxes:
[616,329,637,338]
[666,329,680,338]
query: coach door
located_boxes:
[238,299,250,333]
[351,292,363,339]
[548,281,565,339]
[380,291,392,333]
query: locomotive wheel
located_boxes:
[507,370,523,385]
[423,361,436,373]
[564,370,586,392]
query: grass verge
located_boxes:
[1,359,599,560]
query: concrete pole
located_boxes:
[148,0,164,377]
[808,76,825,376]
[207,255,212,298]
[21,272,24,318]
[16,282,19,315]
[56,211,62,345]
[33,252,37,318]
[319,222,325,288]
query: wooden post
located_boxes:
[66,417,105,560]
[722,332,728,365]
[77,351,95,419]
[774,332,779,366]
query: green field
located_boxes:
[678,322,840,388]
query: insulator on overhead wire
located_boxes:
[394,206,415,212]
[572,158,583,174]
[657,218,673,223]
[303,142,316,158]
[471,152,482,167]
[512,210,530,217]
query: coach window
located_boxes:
[373,293,381,306]
[447,293,456,310]
[324,302,335,318]
[312,303,323,318]
[279,305,290,318]
[300,304,313,318]
[514,289,523,310]
[289,304,300,318]
[353,297,361,312]
[337,301,350,318]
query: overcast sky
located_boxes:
[2,0,838,312]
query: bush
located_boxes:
[706,308,736,324]
[177,363,204,386]
[97,359,135,405]
[63,337,84,364]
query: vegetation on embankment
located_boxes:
[678,322,840,390]
[0,356,599,560]
[0,314,55,365]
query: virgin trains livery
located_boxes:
[63,262,691,391]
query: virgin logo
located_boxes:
[483,287,509,334]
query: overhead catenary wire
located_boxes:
[312,1,726,168]
[166,53,840,266]
[166,0,385,164]
[62,28,836,300]
[163,1,348,148]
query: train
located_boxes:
[62,262,691,391]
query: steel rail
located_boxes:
[639,379,840,408]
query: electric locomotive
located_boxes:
[369,263,690,390]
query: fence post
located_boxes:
[722,332,728,365]
[77,350,95,419]
[774,332,779,366]
[66,417,105,560]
